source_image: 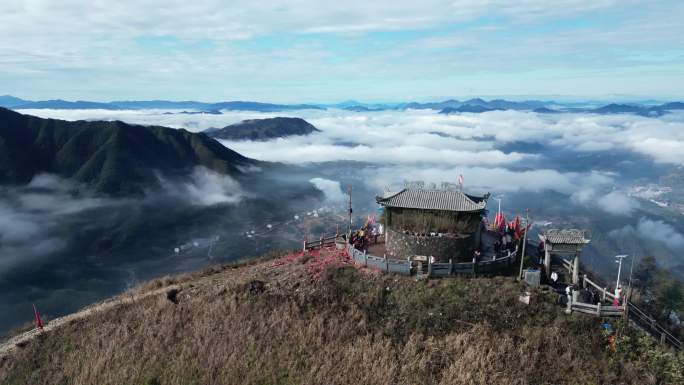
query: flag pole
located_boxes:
[518,209,529,280]
[347,185,353,236]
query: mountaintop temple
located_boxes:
[376,183,489,262]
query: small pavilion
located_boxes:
[539,229,591,284]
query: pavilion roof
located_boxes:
[376,189,488,212]
[540,229,591,244]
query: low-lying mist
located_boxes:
[0,166,342,334]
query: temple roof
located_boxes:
[540,229,591,244]
[376,189,488,212]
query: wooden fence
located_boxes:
[567,296,625,317]
[303,235,339,251]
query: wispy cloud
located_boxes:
[1,1,683,101]
[610,217,684,250]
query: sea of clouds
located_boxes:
[24,107,684,208]
[19,107,684,259]
[17,109,684,258]
[4,106,684,330]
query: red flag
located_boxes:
[513,216,523,238]
[33,304,44,330]
[493,212,501,229]
[497,212,507,233]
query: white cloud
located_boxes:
[596,191,640,216]
[610,217,684,250]
[309,178,346,202]
[1,1,682,101]
[363,165,615,197]
[0,1,628,43]
[636,218,684,250]
[159,166,246,205]
[0,175,120,270]
[572,189,640,216]
[630,137,684,164]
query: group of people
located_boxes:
[493,226,518,256]
[348,216,383,252]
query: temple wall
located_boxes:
[385,208,481,234]
[385,228,474,262]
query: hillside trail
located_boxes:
[0,284,181,358]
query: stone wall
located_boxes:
[385,228,474,262]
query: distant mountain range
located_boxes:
[2,94,683,117]
[439,101,684,116]
[0,95,324,112]
[0,107,253,195]
[205,117,320,141]
[408,98,548,111]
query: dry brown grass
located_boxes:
[1,250,682,385]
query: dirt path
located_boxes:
[0,284,181,358]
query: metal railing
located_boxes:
[627,300,682,350]
[559,259,682,350]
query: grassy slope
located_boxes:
[1,251,682,385]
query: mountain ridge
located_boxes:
[205,117,320,141]
[0,107,254,195]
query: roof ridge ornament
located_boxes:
[404,180,425,190]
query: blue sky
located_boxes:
[1,0,683,103]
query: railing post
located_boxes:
[427,257,433,278]
[449,259,453,276]
[582,274,587,289]
[303,240,307,252]
[472,257,477,276]
[602,287,607,302]
[597,302,602,316]
[660,332,666,346]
